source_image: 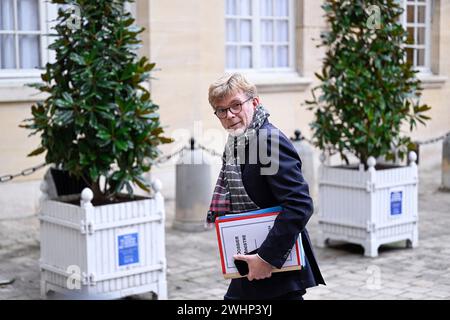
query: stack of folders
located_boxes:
[215,206,305,279]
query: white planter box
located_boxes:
[39,180,167,299]
[317,153,418,257]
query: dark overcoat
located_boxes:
[225,118,326,299]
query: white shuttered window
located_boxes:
[225,0,294,71]
[0,0,56,78]
[401,0,431,73]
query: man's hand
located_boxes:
[233,254,273,281]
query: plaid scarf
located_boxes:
[208,105,270,217]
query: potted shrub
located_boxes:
[22,0,172,298]
[305,0,431,257]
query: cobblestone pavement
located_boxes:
[1,166,449,300]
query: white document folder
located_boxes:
[215,206,305,279]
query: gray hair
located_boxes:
[208,73,257,108]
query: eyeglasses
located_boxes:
[214,96,253,119]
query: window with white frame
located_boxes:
[225,0,294,71]
[401,0,431,73]
[0,0,56,77]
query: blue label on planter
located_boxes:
[118,233,139,266]
[390,191,403,216]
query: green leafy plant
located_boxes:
[305,0,431,167]
[22,0,172,202]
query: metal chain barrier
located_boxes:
[152,146,189,165]
[6,131,447,182]
[152,138,223,166]
[0,139,224,183]
[0,163,47,183]
[197,145,223,158]
[415,131,450,146]
[299,131,450,149]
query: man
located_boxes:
[207,73,325,300]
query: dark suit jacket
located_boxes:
[224,118,325,300]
